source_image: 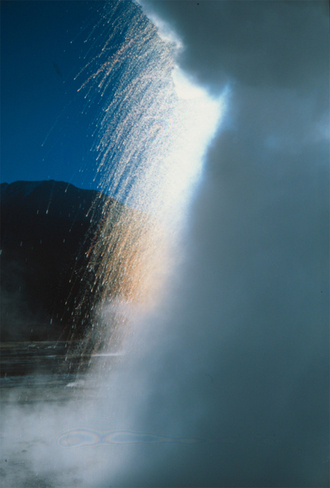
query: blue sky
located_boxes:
[1,1,102,190]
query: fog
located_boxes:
[1,1,329,487]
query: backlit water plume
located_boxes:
[68,0,224,355]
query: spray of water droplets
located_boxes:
[65,0,224,359]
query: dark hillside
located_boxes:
[0,180,115,341]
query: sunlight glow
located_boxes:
[151,67,227,226]
[172,67,206,100]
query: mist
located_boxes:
[1,1,329,487]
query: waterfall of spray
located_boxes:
[66,0,224,363]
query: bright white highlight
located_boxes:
[127,3,228,227]
[172,67,206,100]
[147,69,227,227]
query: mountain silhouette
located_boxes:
[0,180,120,342]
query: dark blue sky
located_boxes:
[1,0,104,190]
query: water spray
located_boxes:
[67,0,225,365]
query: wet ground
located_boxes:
[0,341,90,378]
[0,347,99,488]
[0,342,328,488]
[0,341,122,405]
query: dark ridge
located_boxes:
[0,180,119,342]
